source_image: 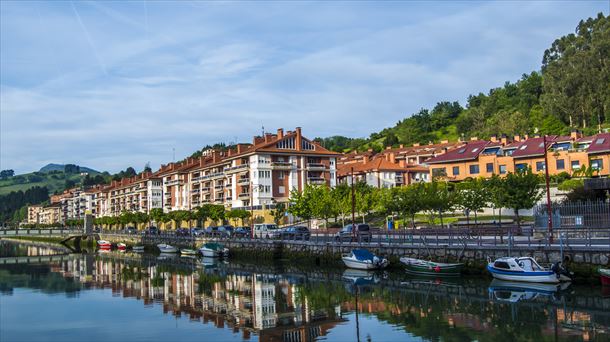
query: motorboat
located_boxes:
[342,269,380,286]
[487,257,572,283]
[341,249,389,270]
[400,257,463,276]
[488,279,570,302]
[180,248,199,256]
[600,268,610,286]
[132,245,145,252]
[199,242,229,258]
[97,240,112,248]
[157,244,178,253]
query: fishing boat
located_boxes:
[487,257,572,283]
[400,257,463,276]
[342,249,389,270]
[132,245,145,252]
[97,240,112,248]
[180,248,199,256]
[199,242,229,258]
[600,268,610,286]
[157,244,178,253]
[117,243,127,250]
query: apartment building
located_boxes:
[39,203,62,225]
[99,172,164,216]
[27,205,42,224]
[426,132,610,180]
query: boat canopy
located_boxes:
[203,242,225,251]
[352,249,375,261]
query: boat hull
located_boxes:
[180,249,198,256]
[199,248,228,258]
[487,265,561,283]
[600,269,610,286]
[157,244,178,253]
[400,257,463,276]
[342,257,380,270]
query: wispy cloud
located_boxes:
[0,1,606,174]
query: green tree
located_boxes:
[208,205,225,225]
[270,202,287,225]
[288,185,315,225]
[456,178,489,226]
[501,168,543,229]
[421,181,456,227]
[149,208,165,227]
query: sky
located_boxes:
[1,1,607,174]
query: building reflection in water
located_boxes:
[2,243,609,342]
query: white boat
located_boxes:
[487,257,572,284]
[132,245,145,252]
[342,249,389,270]
[180,248,199,256]
[488,279,570,303]
[157,244,178,253]
[97,240,112,248]
[199,242,229,258]
[117,243,127,250]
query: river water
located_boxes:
[1,240,609,342]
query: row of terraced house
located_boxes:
[27,128,610,225]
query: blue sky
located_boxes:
[1,1,607,174]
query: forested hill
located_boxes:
[315,13,609,153]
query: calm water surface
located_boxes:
[1,240,609,342]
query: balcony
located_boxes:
[238,177,250,186]
[270,162,295,170]
[214,184,224,190]
[308,177,326,185]
[224,164,249,174]
[191,189,201,194]
[225,196,232,201]
[225,183,233,188]
[238,193,250,199]
[306,163,326,171]
[201,187,211,193]
[164,179,182,186]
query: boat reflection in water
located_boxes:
[1,240,609,341]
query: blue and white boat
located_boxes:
[487,257,572,284]
[342,249,389,270]
[488,279,570,303]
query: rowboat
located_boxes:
[399,257,463,276]
[180,248,199,256]
[199,242,229,258]
[487,257,572,283]
[600,268,610,286]
[157,244,178,253]
[342,249,389,270]
[97,240,112,248]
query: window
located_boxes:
[556,159,565,170]
[519,145,527,150]
[278,172,285,180]
[278,186,285,194]
[571,160,580,170]
[452,166,460,176]
[472,148,479,153]
[591,159,603,170]
[486,163,494,173]
[457,148,466,154]
[499,165,507,174]
[432,168,447,177]
[301,140,315,150]
[596,138,605,144]
[258,170,271,178]
[469,165,479,174]
[276,137,295,149]
[516,163,527,171]
[536,161,545,171]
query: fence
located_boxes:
[533,200,610,229]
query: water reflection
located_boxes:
[1,240,609,341]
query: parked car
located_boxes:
[206,225,233,237]
[234,226,251,238]
[124,226,138,234]
[143,226,159,235]
[253,223,280,239]
[279,226,310,240]
[176,228,190,236]
[190,227,204,236]
[334,223,372,242]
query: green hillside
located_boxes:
[316,13,609,153]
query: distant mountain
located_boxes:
[39,163,99,174]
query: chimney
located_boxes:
[389,152,396,164]
[570,129,582,140]
[277,128,284,139]
[524,134,529,140]
[227,149,233,156]
[500,134,508,145]
[413,143,420,147]
[490,135,498,143]
[399,144,404,149]
[362,155,369,164]
[514,135,521,142]
[199,156,204,167]
[253,136,265,145]
[386,146,391,150]
[295,127,302,151]
[470,137,478,141]
[441,140,449,144]
[367,148,373,152]
[399,160,406,167]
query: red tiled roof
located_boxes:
[587,133,610,154]
[425,140,490,164]
[337,156,405,176]
[511,136,558,159]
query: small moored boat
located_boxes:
[342,249,389,270]
[600,268,610,286]
[180,248,199,256]
[487,257,572,284]
[400,257,463,276]
[488,279,570,303]
[157,244,178,253]
[132,245,145,252]
[117,243,127,250]
[199,242,229,258]
[97,240,112,248]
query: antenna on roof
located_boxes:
[262,125,265,136]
